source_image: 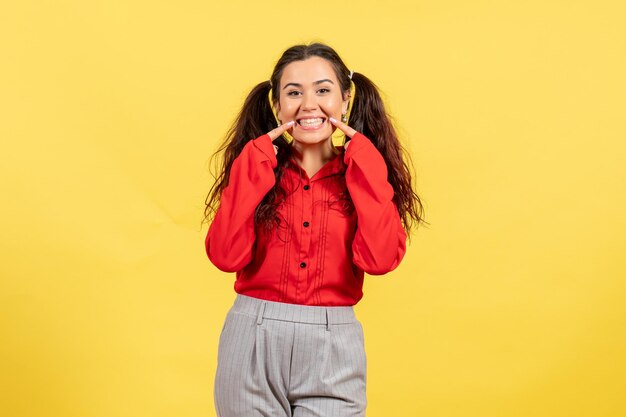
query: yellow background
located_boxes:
[2,1,625,416]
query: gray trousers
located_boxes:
[214,294,367,417]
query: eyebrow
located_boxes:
[282,79,335,90]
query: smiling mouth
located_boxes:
[296,117,326,128]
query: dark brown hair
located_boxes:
[203,42,426,236]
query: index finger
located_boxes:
[267,120,295,141]
[329,117,357,138]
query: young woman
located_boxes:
[203,42,425,417]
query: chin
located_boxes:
[291,133,332,145]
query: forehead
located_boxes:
[280,56,338,85]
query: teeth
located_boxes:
[299,118,324,126]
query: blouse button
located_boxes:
[303,185,310,190]
[300,262,307,268]
[303,221,310,227]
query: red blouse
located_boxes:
[205,132,407,306]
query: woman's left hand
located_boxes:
[329,117,357,150]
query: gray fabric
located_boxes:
[215,294,367,417]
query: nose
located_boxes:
[301,92,318,111]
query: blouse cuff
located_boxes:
[343,132,371,161]
[252,134,278,169]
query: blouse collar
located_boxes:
[285,146,346,181]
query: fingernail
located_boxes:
[287,121,295,126]
[329,117,337,123]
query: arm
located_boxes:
[344,132,408,275]
[205,134,277,272]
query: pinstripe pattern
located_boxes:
[214,294,367,417]
[313,183,330,306]
[278,199,294,302]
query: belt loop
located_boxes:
[256,301,267,325]
[325,308,330,331]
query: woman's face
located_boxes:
[275,57,350,145]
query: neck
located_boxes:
[291,138,340,178]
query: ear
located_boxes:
[274,100,282,120]
[342,92,351,114]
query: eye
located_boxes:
[286,90,302,97]
[317,88,331,94]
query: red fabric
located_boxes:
[205,132,407,306]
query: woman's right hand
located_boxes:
[267,121,295,154]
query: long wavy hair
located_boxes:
[203,42,427,237]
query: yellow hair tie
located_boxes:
[333,80,356,145]
[268,87,294,143]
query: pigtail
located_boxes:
[350,72,427,236]
[203,81,275,224]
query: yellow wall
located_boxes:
[2,1,625,416]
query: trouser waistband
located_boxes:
[231,294,357,328]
